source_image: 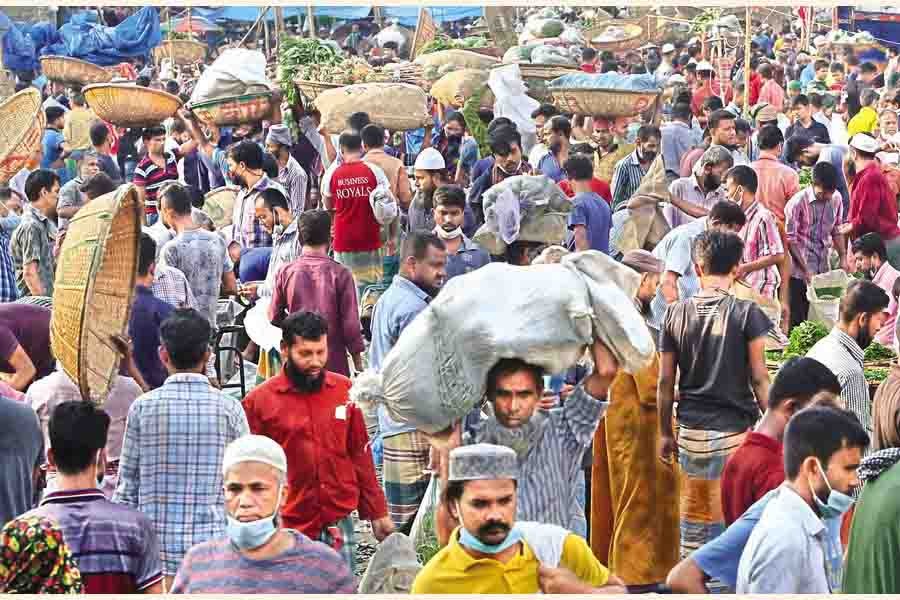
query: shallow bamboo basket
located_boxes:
[83,83,183,128]
[40,55,112,87]
[586,21,645,52]
[548,87,660,118]
[50,184,142,403]
[203,185,240,229]
[0,88,44,183]
[154,39,207,66]
[188,92,273,126]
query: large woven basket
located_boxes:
[0,88,44,183]
[548,87,660,118]
[294,78,342,102]
[586,21,645,52]
[83,83,183,128]
[50,184,142,403]
[40,55,112,87]
[154,39,207,66]
[511,63,580,81]
[203,185,240,229]
[188,92,273,126]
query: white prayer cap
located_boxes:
[222,434,288,476]
[414,147,446,171]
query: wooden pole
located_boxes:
[275,7,285,47]
[263,12,270,58]
[238,7,270,48]
[744,6,752,117]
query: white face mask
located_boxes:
[435,225,463,240]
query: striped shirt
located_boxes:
[610,151,648,211]
[650,218,707,329]
[806,329,871,435]
[113,373,250,575]
[171,530,356,593]
[26,488,163,593]
[739,202,784,299]
[133,151,181,216]
[231,175,279,250]
[785,188,844,281]
[278,155,309,217]
[0,215,21,303]
[259,218,301,298]
[466,385,608,530]
[152,264,199,310]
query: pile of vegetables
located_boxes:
[422,63,461,83]
[864,342,896,362]
[419,35,489,55]
[461,88,489,158]
[782,321,829,359]
[865,366,890,383]
[278,38,343,106]
[798,167,813,189]
[293,58,393,86]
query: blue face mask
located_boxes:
[456,502,522,555]
[810,459,855,520]
[226,487,281,550]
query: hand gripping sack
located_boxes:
[351,251,655,434]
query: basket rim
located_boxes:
[293,78,343,88]
[157,39,207,48]
[40,54,110,71]
[83,82,184,106]
[0,88,43,167]
[187,91,274,110]
[548,87,661,97]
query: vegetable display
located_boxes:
[278,38,343,106]
[865,367,889,383]
[461,88,489,158]
[419,35,489,55]
[782,321,829,359]
[798,167,813,189]
[864,342,896,363]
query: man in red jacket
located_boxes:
[242,311,394,570]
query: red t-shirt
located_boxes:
[559,178,612,204]
[720,432,785,525]
[326,160,382,253]
[580,63,598,74]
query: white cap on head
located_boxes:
[667,74,687,85]
[849,133,879,154]
[222,434,288,476]
[696,60,714,72]
[414,147,446,171]
[662,43,676,55]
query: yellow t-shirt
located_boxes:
[411,527,610,594]
[63,106,97,151]
[847,106,879,138]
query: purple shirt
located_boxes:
[785,188,844,281]
[171,530,355,594]
[0,303,53,379]
[269,253,365,376]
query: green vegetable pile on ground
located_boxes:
[798,167,813,189]
[865,367,890,383]
[864,342,896,362]
[783,321,829,359]
[420,35,489,55]
[278,38,343,106]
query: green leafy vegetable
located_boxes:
[461,88,489,159]
[798,167,813,189]
[864,342,896,362]
[865,367,889,383]
[783,321,829,359]
[420,35,489,55]
[278,37,343,106]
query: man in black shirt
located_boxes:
[785,94,830,144]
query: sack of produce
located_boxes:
[807,270,852,328]
[357,532,421,594]
[530,45,577,66]
[525,17,566,40]
[350,251,655,434]
[473,212,569,255]
[503,45,536,64]
[314,83,430,132]
[190,49,272,104]
[430,69,494,109]
[414,49,499,71]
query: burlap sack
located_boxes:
[473,212,569,255]
[631,154,669,203]
[414,49,500,71]
[615,155,672,253]
[430,69,495,109]
[313,83,430,132]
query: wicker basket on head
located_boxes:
[83,83,183,128]
[548,87,660,119]
[188,92,274,127]
[40,56,112,87]
[51,184,142,403]
[586,21,645,52]
[203,186,240,229]
[294,78,341,102]
[154,39,207,66]
[0,88,44,183]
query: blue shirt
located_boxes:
[128,285,175,390]
[41,128,69,184]
[370,275,430,438]
[567,192,612,254]
[471,156,495,183]
[0,215,21,303]
[800,63,817,87]
[445,235,491,281]
[692,489,844,592]
[538,152,565,183]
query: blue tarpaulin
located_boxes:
[190,6,481,26]
[381,7,483,27]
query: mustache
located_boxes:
[477,521,510,538]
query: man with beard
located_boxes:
[468,127,531,228]
[242,311,393,571]
[264,125,307,217]
[528,104,560,169]
[370,232,447,535]
[784,135,850,209]
[665,145,733,229]
[807,279,890,437]
[590,117,634,189]
[433,185,490,281]
[408,148,475,235]
[610,125,661,211]
[537,116,572,183]
[434,333,620,542]
[413,443,623,594]
[851,234,900,347]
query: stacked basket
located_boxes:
[40,56,112,87]
[51,185,142,403]
[83,83,183,128]
[154,39,207,66]
[0,88,45,183]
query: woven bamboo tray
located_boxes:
[548,87,660,118]
[293,78,342,102]
[40,55,112,87]
[154,39,207,66]
[83,83,183,128]
[188,92,273,127]
[0,88,44,183]
[510,63,580,80]
[586,21,645,52]
[203,185,240,229]
[50,184,142,403]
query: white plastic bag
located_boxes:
[409,476,440,548]
[368,184,399,226]
[488,64,540,155]
[807,270,853,329]
[350,251,655,434]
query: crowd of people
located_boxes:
[1,10,900,596]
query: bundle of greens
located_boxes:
[461,88,489,159]
[278,38,343,105]
[864,342,896,363]
[798,167,813,189]
[420,35,490,55]
[864,366,889,383]
[782,321,829,359]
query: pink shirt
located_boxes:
[740,201,785,299]
[751,152,801,222]
[758,80,785,111]
[873,260,900,347]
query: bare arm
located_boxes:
[221,270,238,296]
[321,129,337,165]
[573,224,590,252]
[748,336,770,412]
[737,253,782,277]
[670,194,710,219]
[5,345,36,391]
[657,351,678,461]
[23,262,44,297]
[667,557,710,594]
[181,111,216,158]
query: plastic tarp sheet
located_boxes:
[0,6,162,71]
[381,7,484,27]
